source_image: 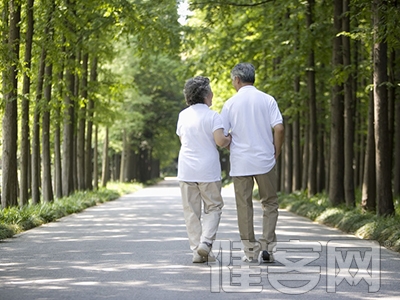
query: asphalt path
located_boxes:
[0,178,399,300]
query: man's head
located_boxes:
[231,63,255,90]
[183,76,213,106]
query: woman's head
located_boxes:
[183,76,212,106]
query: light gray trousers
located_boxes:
[179,181,224,251]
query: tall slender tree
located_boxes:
[20,0,34,206]
[329,0,345,205]
[1,0,20,208]
[373,0,394,216]
[306,0,317,196]
[343,0,355,207]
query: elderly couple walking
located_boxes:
[176,63,285,264]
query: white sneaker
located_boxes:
[241,255,258,263]
[192,252,204,263]
[192,250,216,263]
[197,242,212,257]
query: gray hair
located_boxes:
[183,76,211,106]
[231,63,255,84]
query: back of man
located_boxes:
[221,85,282,177]
[220,62,284,263]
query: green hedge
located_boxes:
[0,189,120,240]
[276,191,400,253]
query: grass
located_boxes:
[275,190,400,253]
[0,181,144,240]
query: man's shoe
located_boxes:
[197,242,212,257]
[261,250,274,263]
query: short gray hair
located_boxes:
[183,76,211,106]
[231,63,255,84]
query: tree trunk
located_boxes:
[31,46,46,205]
[42,62,54,203]
[120,129,127,182]
[93,125,99,190]
[1,0,20,208]
[39,5,55,203]
[77,52,88,190]
[292,78,302,191]
[329,0,345,206]
[54,68,64,199]
[373,0,394,216]
[394,49,400,197]
[284,120,293,194]
[343,0,355,207]
[62,67,75,197]
[20,0,34,206]
[317,78,328,193]
[302,123,309,190]
[361,80,376,212]
[306,0,317,197]
[85,56,97,190]
[101,127,110,187]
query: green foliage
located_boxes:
[0,188,125,240]
[277,191,400,253]
[107,41,185,169]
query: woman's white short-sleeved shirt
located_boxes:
[176,103,223,182]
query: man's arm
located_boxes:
[273,123,284,159]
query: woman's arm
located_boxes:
[213,128,231,148]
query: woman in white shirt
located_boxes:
[176,76,231,263]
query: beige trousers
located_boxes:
[233,166,279,259]
[179,181,224,251]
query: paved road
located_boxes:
[0,178,399,300]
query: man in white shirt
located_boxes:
[177,76,231,263]
[221,63,284,263]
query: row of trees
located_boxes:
[0,0,184,208]
[1,0,399,218]
[183,0,399,216]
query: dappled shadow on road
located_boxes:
[1,180,399,299]
[0,181,217,299]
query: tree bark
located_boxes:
[1,0,20,208]
[302,123,309,191]
[361,81,376,212]
[292,78,302,191]
[373,0,394,216]
[62,67,76,197]
[343,0,355,207]
[31,46,46,204]
[120,129,128,182]
[306,0,317,197]
[85,56,97,190]
[42,62,54,203]
[394,49,400,197]
[54,67,64,199]
[101,127,110,187]
[77,52,88,190]
[93,125,99,190]
[284,120,293,194]
[329,0,345,206]
[20,0,34,206]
